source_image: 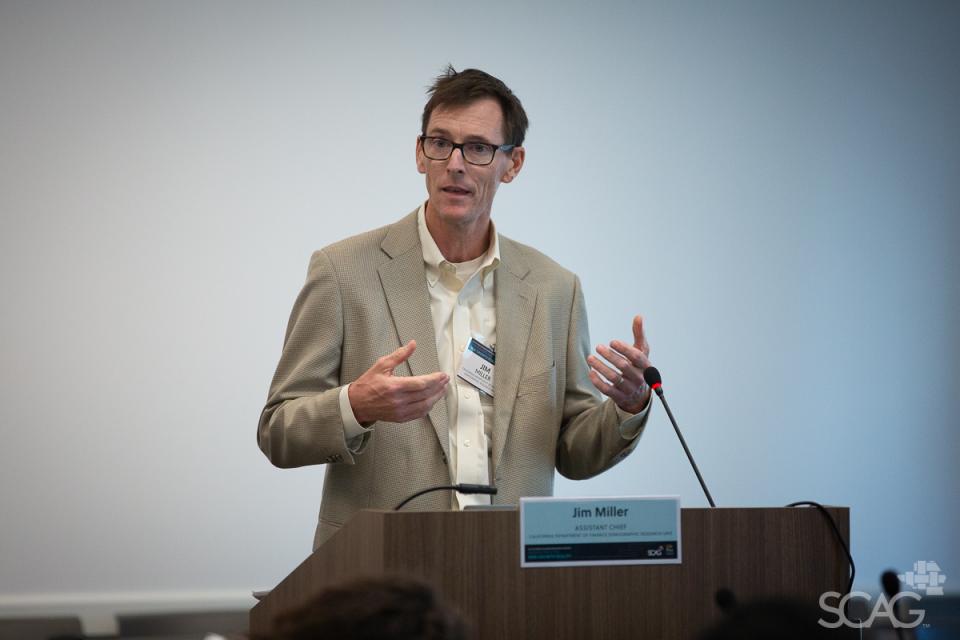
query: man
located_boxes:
[258,67,653,549]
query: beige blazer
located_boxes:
[258,210,646,548]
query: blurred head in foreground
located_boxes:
[257,576,469,640]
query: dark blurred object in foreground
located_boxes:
[698,597,859,640]
[254,575,469,640]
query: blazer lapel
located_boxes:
[492,238,537,472]
[378,212,451,464]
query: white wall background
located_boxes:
[2,0,958,623]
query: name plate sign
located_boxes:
[520,496,681,568]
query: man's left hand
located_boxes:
[587,315,652,414]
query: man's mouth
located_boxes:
[441,186,471,196]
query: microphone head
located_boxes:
[455,483,498,495]
[881,570,901,598]
[643,366,663,391]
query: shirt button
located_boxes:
[464,440,471,447]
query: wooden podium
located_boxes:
[250,506,849,639]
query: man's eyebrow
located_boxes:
[425,128,496,144]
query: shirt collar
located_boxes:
[417,203,500,288]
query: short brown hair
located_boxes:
[256,576,469,640]
[421,65,529,146]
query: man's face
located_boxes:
[416,98,524,230]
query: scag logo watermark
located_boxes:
[818,560,947,629]
[900,560,946,596]
[818,591,924,629]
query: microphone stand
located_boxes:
[644,367,716,508]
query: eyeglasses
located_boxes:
[419,135,516,166]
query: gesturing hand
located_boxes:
[587,315,652,414]
[348,340,449,426]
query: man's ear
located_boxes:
[501,146,525,183]
[415,136,427,174]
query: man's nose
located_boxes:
[445,147,466,171]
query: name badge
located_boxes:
[457,337,495,396]
[520,496,681,568]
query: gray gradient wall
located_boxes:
[2,0,958,624]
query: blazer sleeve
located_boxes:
[257,249,371,468]
[555,275,646,479]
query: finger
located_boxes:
[632,315,645,346]
[379,340,417,371]
[391,372,449,396]
[608,340,651,372]
[396,383,448,407]
[588,367,626,402]
[398,386,447,422]
[587,353,623,386]
[593,351,644,399]
[426,384,447,408]
[596,344,644,384]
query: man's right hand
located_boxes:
[348,340,449,426]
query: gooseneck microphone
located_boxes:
[643,366,717,508]
[394,484,498,510]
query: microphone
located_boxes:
[644,366,664,396]
[643,366,716,508]
[395,484,498,510]
[454,483,498,495]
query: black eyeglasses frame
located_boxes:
[418,135,516,166]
